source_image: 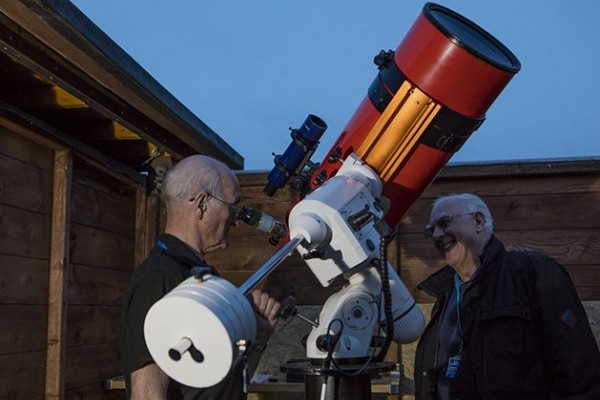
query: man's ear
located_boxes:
[474,211,485,232]
[192,192,210,219]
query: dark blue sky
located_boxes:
[72,0,600,170]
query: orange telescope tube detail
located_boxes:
[310,2,520,228]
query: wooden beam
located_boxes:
[60,120,143,141]
[134,188,148,267]
[147,194,162,255]
[45,149,72,400]
[108,121,144,140]
[0,3,243,168]
[1,85,87,109]
[0,100,146,186]
[440,158,600,178]
[92,139,156,158]
[134,188,162,267]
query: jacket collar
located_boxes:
[417,266,455,299]
[418,235,504,298]
[478,234,504,273]
[155,233,206,270]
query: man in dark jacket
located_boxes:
[414,193,600,400]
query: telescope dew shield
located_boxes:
[264,114,327,197]
[310,2,520,228]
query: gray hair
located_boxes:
[161,155,234,204]
[432,193,494,232]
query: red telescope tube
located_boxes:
[310,2,520,228]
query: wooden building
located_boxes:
[1,1,599,400]
[216,159,600,305]
[0,1,241,399]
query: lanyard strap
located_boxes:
[453,273,464,338]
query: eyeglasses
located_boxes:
[424,212,476,238]
[209,193,240,220]
[190,192,241,220]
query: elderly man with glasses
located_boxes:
[414,193,600,400]
[122,155,280,400]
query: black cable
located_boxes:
[319,319,343,400]
[327,319,377,377]
[375,231,397,362]
[323,319,343,373]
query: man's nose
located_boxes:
[432,225,445,239]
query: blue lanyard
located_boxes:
[453,273,464,338]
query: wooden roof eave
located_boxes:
[0,99,147,187]
[0,0,243,169]
[441,157,600,180]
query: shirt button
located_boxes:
[423,371,428,376]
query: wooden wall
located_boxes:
[2,123,597,399]
[1,128,137,399]
[212,160,600,304]
[397,161,600,303]
[0,128,53,399]
[65,162,135,399]
[209,161,599,399]
[207,173,338,305]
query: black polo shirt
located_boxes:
[121,233,245,400]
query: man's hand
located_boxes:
[250,289,280,338]
[130,363,169,400]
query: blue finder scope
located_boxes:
[264,114,327,197]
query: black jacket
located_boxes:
[122,234,245,400]
[414,236,600,400]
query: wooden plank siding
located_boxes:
[64,162,135,399]
[209,162,600,305]
[403,165,600,302]
[1,128,136,399]
[0,128,54,399]
[0,2,245,396]
[134,188,162,267]
[206,172,345,305]
[2,120,598,398]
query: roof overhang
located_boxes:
[0,0,243,182]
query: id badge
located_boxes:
[446,355,462,378]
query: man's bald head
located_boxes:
[161,155,237,205]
